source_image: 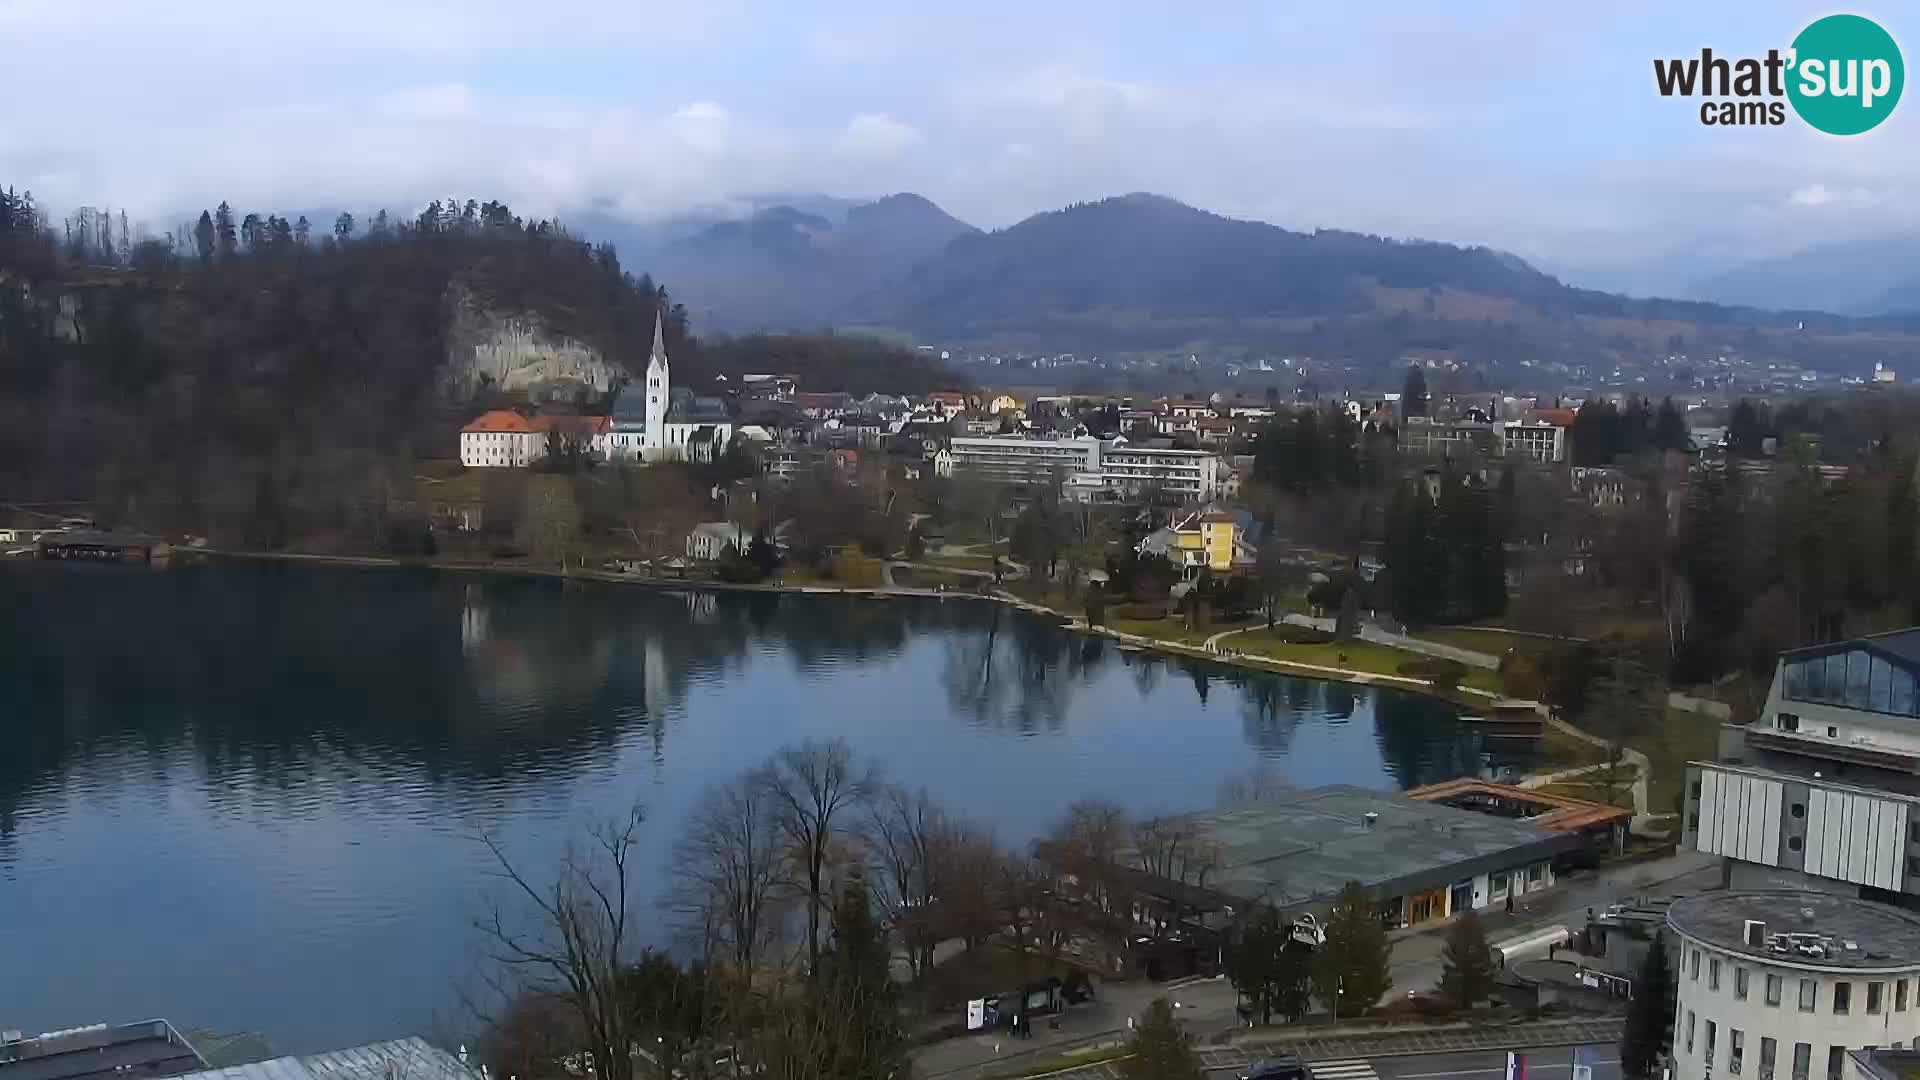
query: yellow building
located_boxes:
[987,393,1025,415]
[1169,512,1238,573]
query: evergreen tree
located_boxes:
[1437,910,1496,1010]
[1120,998,1204,1080]
[1728,398,1768,458]
[213,201,237,257]
[1620,932,1675,1077]
[193,210,215,263]
[1652,397,1688,452]
[1313,881,1391,1019]
[1401,366,1429,418]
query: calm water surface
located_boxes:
[0,562,1525,1052]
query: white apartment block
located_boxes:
[948,435,1224,501]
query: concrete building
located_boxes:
[0,1021,205,1080]
[948,435,1224,500]
[1500,421,1569,464]
[1683,629,1920,903]
[174,1039,475,1080]
[1668,892,1920,1080]
[1396,416,1568,464]
[1085,785,1578,937]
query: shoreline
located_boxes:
[180,547,1499,708]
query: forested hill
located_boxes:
[841,193,1920,371]
[0,189,952,537]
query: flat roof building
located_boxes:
[1100,785,1579,935]
[1668,892,1920,1079]
[949,435,1224,501]
[0,1022,205,1080]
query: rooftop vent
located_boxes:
[1363,812,1379,829]
[1801,907,1817,924]
[1744,920,1768,947]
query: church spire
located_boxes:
[650,307,667,363]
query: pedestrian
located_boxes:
[1505,893,1515,915]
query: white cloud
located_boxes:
[838,114,922,158]
[376,83,474,120]
[1787,184,1880,209]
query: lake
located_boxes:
[0,561,1520,1052]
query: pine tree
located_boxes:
[1621,932,1675,1077]
[193,210,215,263]
[1437,910,1496,1009]
[1314,881,1391,1019]
[213,201,237,257]
[1120,998,1204,1080]
[1401,366,1429,418]
[1653,397,1688,452]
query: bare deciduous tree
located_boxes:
[863,784,948,981]
[673,774,788,988]
[758,738,879,974]
[474,806,645,1080]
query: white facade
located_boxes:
[643,310,669,456]
[459,425,543,468]
[687,522,751,561]
[1670,895,1920,1080]
[947,435,1223,500]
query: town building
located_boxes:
[948,435,1225,501]
[1396,416,1568,464]
[0,1020,206,1080]
[1667,892,1920,1080]
[174,1039,476,1080]
[1077,785,1578,940]
[1682,628,1920,903]
[603,311,734,463]
[459,409,543,467]
[1136,511,1244,575]
[686,522,753,562]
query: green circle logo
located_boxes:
[1788,14,1904,135]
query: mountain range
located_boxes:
[577,190,1920,379]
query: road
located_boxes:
[1042,1044,1621,1080]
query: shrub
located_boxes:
[1112,603,1168,621]
[1272,625,1335,645]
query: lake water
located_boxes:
[0,561,1521,1053]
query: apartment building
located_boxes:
[948,435,1224,500]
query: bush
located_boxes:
[1112,603,1167,621]
[1499,651,1548,700]
[1399,656,1468,691]
[1271,625,1334,645]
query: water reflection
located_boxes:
[0,562,1528,1050]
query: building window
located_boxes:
[1869,981,1884,1013]
[1834,981,1852,1014]
[1686,1010,1695,1052]
[1705,1021,1717,1065]
[1691,949,1701,980]
[1767,973,1783,1006]
[1800,978,1817,1011]
[1789,836,1804,852]
[1793,1043,1811,1080]
[1828,1047,1844,1080]
[1710,957,1722,990]
[1761,1037,1777,1080]
[1491,872,1509,898]
[1899,979,1910,1011]
[1781,714,1801,733]
[1736,967,1750,1000]
[1792,802,1806,818]
[1912,821,1920,843]
[1910,856,1920,876]
[1692,780,1704,799]
[1730,1029,1744,1075]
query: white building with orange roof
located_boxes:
[460,410,543,468]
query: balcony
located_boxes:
[1746,727,1920,773]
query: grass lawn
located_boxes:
[1103,615,1214,645]
[1639,708,1724,817]
[1412,626,1556,659]
[1537,777,1637,810]
[892,566,989,590]
[1216,630,1505,695]
[924,553,1000,573]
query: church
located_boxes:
[607,311,736,463]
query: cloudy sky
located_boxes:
[1,0,1913,293]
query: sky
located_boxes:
[0,0,1914,295]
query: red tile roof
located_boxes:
[462,410,535,433]
[531,414,611,436]
[1533,408,1578,428]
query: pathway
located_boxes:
[1530,716,1653,821]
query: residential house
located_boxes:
[926,391,971,416]
[687,521,754,561]
[987,393,1024,415]
[1137,510,1245,576]
[794,392,854,419]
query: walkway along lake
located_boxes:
[0,561,1534,1052]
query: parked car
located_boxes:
[1243,1053,1313,1080]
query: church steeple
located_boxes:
[643,307,669,453]
[650,307,667,364]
